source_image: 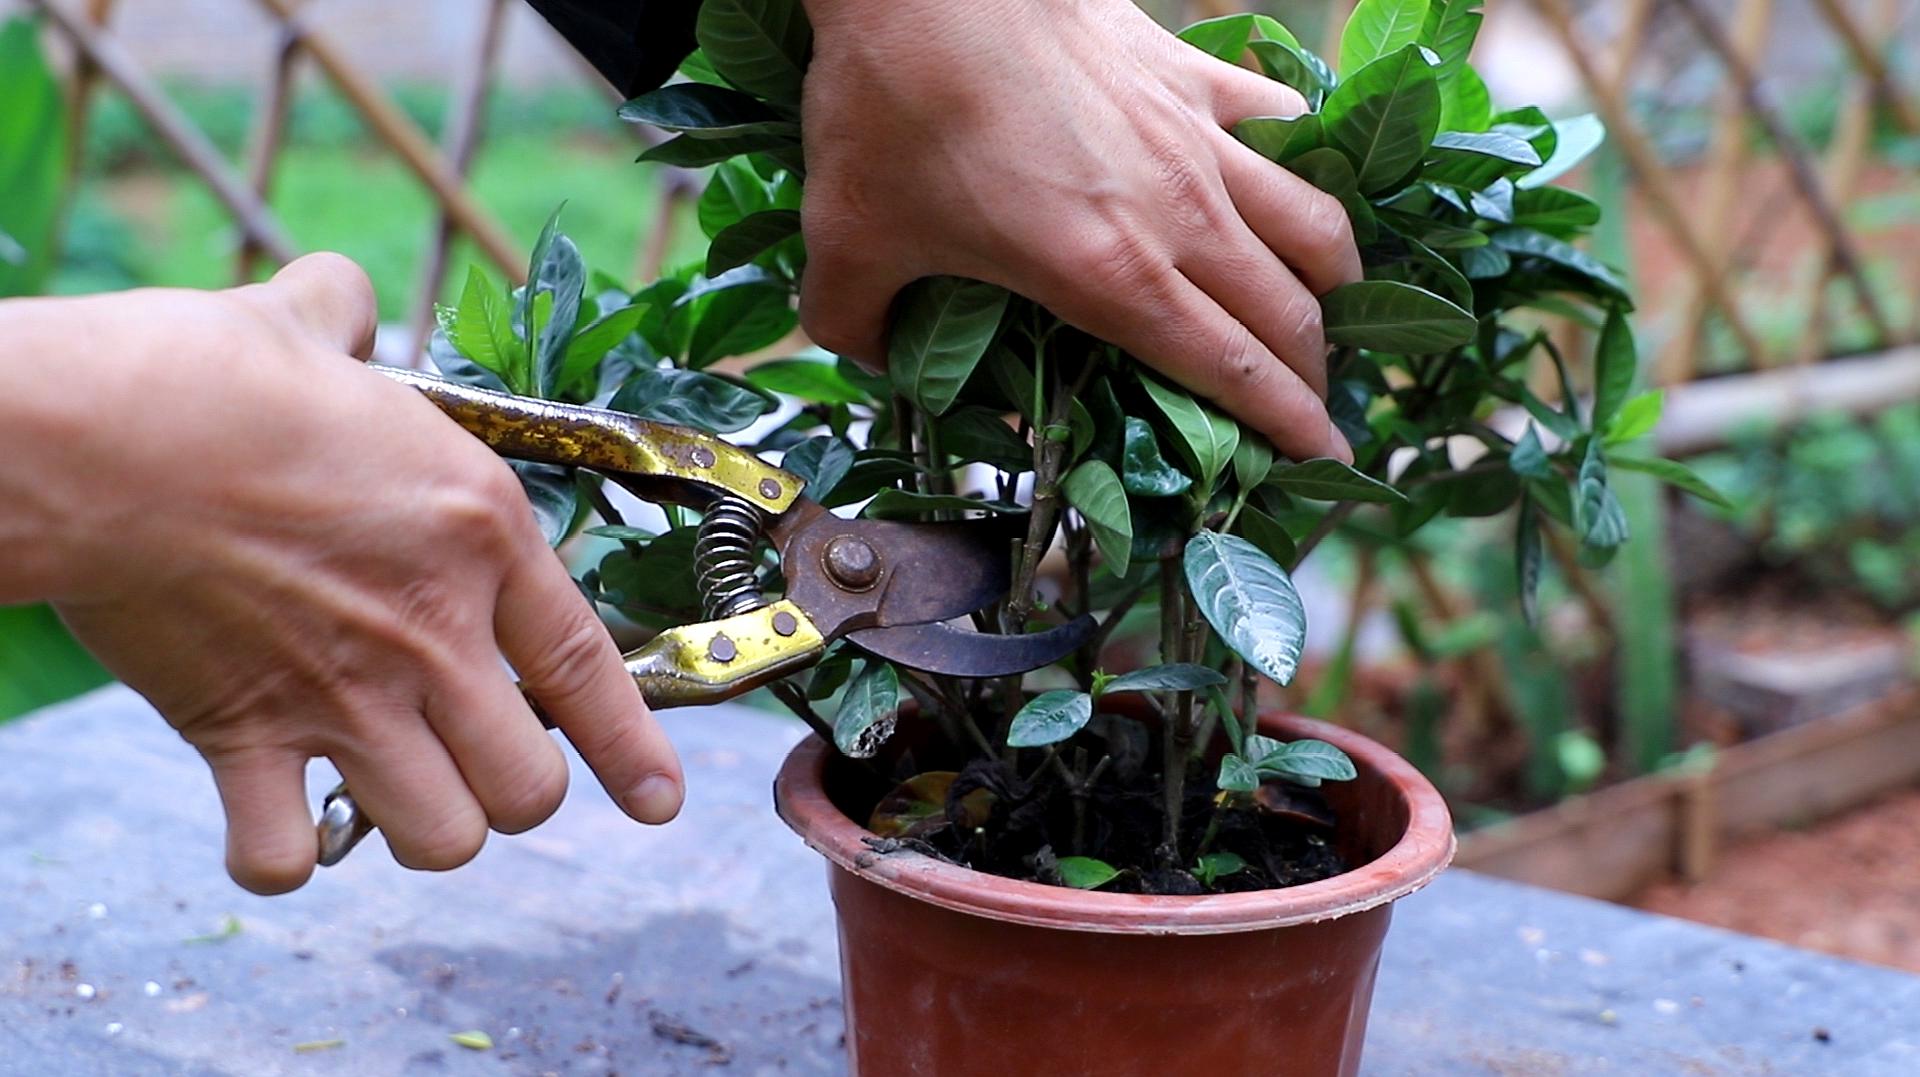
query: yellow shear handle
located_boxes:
[625,599,826,707]
[376,366,800,514]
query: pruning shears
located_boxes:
[315,366,1094,866]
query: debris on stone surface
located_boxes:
[181,914,243,945]
[649,1010,733,1065]
[450,1029,494,1050]
[292,1039,345,1054]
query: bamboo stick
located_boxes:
[237,19,303,283]
[30,0,298,264]
[247,0,524,282]
[1811,0,1920,135]
[1531,0,1770,366]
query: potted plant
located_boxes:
[432,1,1722,1070]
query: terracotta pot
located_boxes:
[774,711,1454,1077]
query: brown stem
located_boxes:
[1159,552,1189,860]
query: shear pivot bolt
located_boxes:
[708,634,737,663]
[772,610,799,637]
[823,536,881,591]
[759,478,782,500]
[690,446,717,469]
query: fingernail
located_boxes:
[622,773,684,824]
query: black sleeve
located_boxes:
[522,0,701,97]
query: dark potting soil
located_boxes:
[841,721,1349,896]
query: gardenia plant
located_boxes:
[433,0,1722,894]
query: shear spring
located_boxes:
[695,495,768,619]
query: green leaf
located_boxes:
[1007,690,1096,748]
[1519,113,1605,189]
[1232,433,1275,491]
[1185,531,1307,686]
[0,604,112,721]
[618,83,797,139]
[687,282,797,369]
[1421,0,1485,130]
[1236,505,1298,566]
[707,209,803,276]
[511,462,580,546]
[888,277,1010,416]
[1605,390,1664,445]
[1591,307,1637,431]
[1286,148,1379,244]
[1609,455,1734,510]
[526,215,586,397]
[1423,131,1541,189]
[443,267,521,387]
[1055,856,1122,890]
[1217,753,1260,793]
[0,18,66,298]
[1575,439,1630,550]
[1235,114,1324,164]
[609,367,776,433]
[698,159,775,239]
[1255,738,1358,783]
[1177,13,1300,60]
[1063,459,1134,577]
[1516,495,1543,627]
[1101,664,1228,695]
[556,303,646,395]
[584,524,657,542]
[746,354,864,404]
[1323,44,1441,193]
[1511,186,1601,235]
[1120,417,1193,497]
[1268,458,1406,502]
[639,130,800,168]
[1140,377,1239,490]
[696,0,811,106]
[939,407,1032,471]
[860,489,1023,519]
[1322,280,1476,352]
[1509,424,1553,479]
[1439,63,1492,132]
[1194,851,1248,886]
[450,1031,494,1051]
[1490,227,1631,301]
[1247,41,1336,110]
[782,435,857,501]
[834,661,900,758]
[1340,0,1431,75]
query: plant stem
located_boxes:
[1158,552,1188,860]
[767,680,836,747]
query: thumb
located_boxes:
[243,252,379,360]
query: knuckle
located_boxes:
[487,755,569,835]
[517,611,615,702]
[392,811,487,872]
[1280,293,1325,347]
[1080,230,1167,297]
[1300,193,1356,256]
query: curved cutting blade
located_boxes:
[848,615,1097,678]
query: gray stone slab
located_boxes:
[3,687,1918,1075]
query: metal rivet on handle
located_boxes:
[691,446,716,469]
[708,633,737,663]
[771,610,798,637]
[759,478,781,500]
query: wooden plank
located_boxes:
[1712,688,1920,837]
[1455,769,1682,900]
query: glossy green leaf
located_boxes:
[1235,114,1324,164]
[1518,113,1605,189]
[1339,0,1430,75]
[1605,391,1663,446]
[939,407,1032,471]
[1421,0,1485,130]
[1322,280,1476,352]
[1247,41,1336,110]
[1140,377,1239,489]
[1120,417,1192,497]
[706,209,803,276]
[527,225,586,396]
[511,462,580,547]
[833,661,900,758]
[1509,424,1553,479]
[782,435,857,501]
[1217,752,1260,793]
[1511,186,1601,235]
[1423,131,1540,189]
[609,367,776,432]
[1185,531,1307,686]
[0,604,112,721]
[1232,434,1275,491]
[1063,459,1134,577]
[1255,738,1358,783]
[1268,458,1406,502]
[1193,851,1247,886]
[442,267,520,387]
[1236,505,1298,566]
[1286,148,1379,243]
[1323,44,1441,192]
[1608,455,1733,510]
[557,304,645,395]
[1591,307,1637,431]
[1177,13,1300,59]
[1575,439,1630,550]
[746,353,864,404]
[640,130,800,168]
[889,277,1009,416]
[1007,689,1096,748]
[687,283,797,369]
[695,0,811,106]
[1055,856,1121,890]
[697,159,774,239]
[1439,63,1492,132]
[0,19,65,298]
[1490,227,1631,301]
[860,489,1022,519]
[618,84,797,139]
[1101,663,1228,695]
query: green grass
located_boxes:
[60,133,708,321]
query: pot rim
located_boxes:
[774,712,1455,936]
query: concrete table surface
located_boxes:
[3,687,1917,1076]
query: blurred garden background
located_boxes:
[4,0,1920,971]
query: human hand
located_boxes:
[2,255,683,894]
[796,0,1361,462]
